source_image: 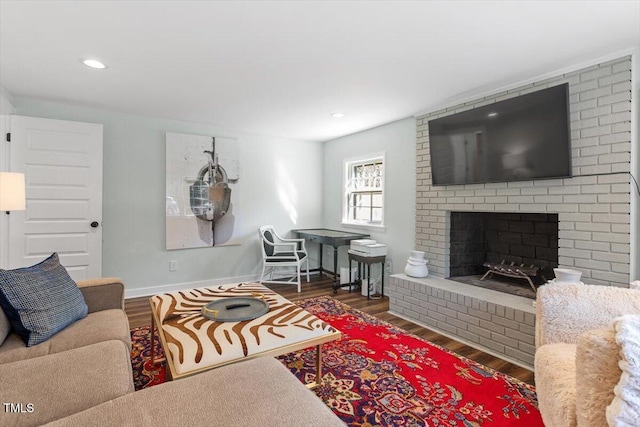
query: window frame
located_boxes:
[342,152,386,229]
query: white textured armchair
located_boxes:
[534,282,640,427]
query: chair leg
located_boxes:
[297,264,301,293]
[305,257,310,282]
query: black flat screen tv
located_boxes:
[428,83,572,186]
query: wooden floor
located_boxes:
[125,275,535,385]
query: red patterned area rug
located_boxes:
[130,296,543,427]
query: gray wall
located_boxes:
[322,117,417,287]
[416,56,635,287]
[13,98,324,296]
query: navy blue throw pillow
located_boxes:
[0,253,88,346]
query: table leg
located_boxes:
[348,257,352,293]
[306,344,323,390]
[150,313,156,364]
[318,242,324,275]
[367,264,371,300]
[381,260,385,297]
[333,246,339,289]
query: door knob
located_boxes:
[90,221,100,228]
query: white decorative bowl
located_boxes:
[405,262,428,278]
[553,268,582,284]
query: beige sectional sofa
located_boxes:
[0,278,344,427]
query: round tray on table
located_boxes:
[201,297,269,322]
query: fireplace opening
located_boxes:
[448,212,559,299]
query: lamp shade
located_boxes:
[0,172,26,211]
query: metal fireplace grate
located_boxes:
[481,260,546,293]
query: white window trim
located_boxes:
[341,151,386,230]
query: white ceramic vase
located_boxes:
[405,251,428,278]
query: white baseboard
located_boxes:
[124,274,261,299]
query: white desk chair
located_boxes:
[258,225,309,292]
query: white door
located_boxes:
[8,115,103,280]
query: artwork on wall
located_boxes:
[166,132,240,249]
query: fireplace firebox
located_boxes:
[449,212,558,297]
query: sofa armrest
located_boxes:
[77,278,125,313]
[536,282,640,347]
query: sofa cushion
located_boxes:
[0,253,88,346]
[0,307,10,345]
[0,309,130,365]
[44,357,345,427]
[576,327,620,427]
[535,343,577,427]
[0,340,133,427]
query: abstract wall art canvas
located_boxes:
[166,132,240,249]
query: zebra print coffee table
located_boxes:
[149,282,341,385]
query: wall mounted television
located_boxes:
[428,83,572,186]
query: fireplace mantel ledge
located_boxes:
[390,273,535,314]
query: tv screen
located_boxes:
[428,83,572,186]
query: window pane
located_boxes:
[372,193,382,207]
[355,207,369,221]
[372,208,383,222]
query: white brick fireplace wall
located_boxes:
[416,56,633,287]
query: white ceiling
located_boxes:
[1,1,639,142]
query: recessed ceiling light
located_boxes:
[487,112,498,118]
[330,112,345,118]
[82,59,107,69]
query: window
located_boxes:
[343,153,385,227]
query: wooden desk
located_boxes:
[292,228,370,289]
[348,251,386,300]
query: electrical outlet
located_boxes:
[385,260,393,272]
[169,260,178,272]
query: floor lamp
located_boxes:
[0,172,26,268]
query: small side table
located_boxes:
[348,251,385,300]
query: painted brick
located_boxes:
[457,329,480,344]
[579,86,611,101]
[518,341,536,356]
[468,324,492,339]
[599,70,631,86]
[612,101,632,113]
[580,66,612,82]
[600,132,631,145]
[436,305,459,319]
[479,337,505,354]
[612,60,631,73]
[598,91,632,106]
[446,301,468,315]
[519,323,535,336]
[592,252,629,263]
[445,316,468,331]
[479,319,505,335]
[505,347,535,366]
[467,307,492,321]
[505,328,535,345]
[523,313,535,327]
[492,315,521,330]
[491,332,519,349]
